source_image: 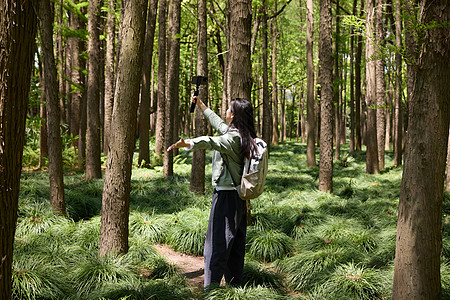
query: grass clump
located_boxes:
[201,285,290,300]
[247,230,294,262]
[166,207,209,255]
[242,259,285,292]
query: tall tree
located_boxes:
[229,0,252,223]
[67,6,85,153]
[354,0,364,151]
[99,0,148,256]
[318,0,334,192]
[375,0,386,170]
[86,0,103,180]
[393,0,403,166]
[392,0,450,297]
[365,0,379,174]
[39,0,66,215]
[333,0,341,161]
[190,0,208,194]
[163,0,181,177]
[271,0,279,146]
[138,0,158,166]
[260,0,271,145]
[0,0,37,297]
[154,0,167,158]
[306,0,316,166]
[103,0,116,156]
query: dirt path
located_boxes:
[154,244,205,290]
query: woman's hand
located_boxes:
[167,137,191,152]
[192,96,207,112]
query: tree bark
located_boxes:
[355,0,364,151]
[375,0,386,170]
[138,0,158,166]
[68,6,85,151]
[0,1,37,297]
[104,0,116,157]
[318,0,333,192]
[99,0,148,256]
[229,0,252,224]
[155,0,167,158]
[271,0,279,146]
[163,0,181,178]
[86,0,103,180]
[393,0,403,166]
[39,0,66,215]
[365,0,379,174]
[306,0,316,166]
[393,1,450,297]
[260,0,271,145]
[190,0,208,194]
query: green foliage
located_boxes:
[247,230,294,262]
[202,285,290,300]
[15,141,450,298]
[167,208,209,255]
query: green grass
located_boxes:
[13,141,450,299]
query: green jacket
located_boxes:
[190,108,243,187]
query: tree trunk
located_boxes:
[68,7,84,150]
[229,0,252,224]
[355,0,364,151]
[57,0,66,125]
[271,0,279,146]
[138,0,158,166]
[190,0,208,194]
[393,1,450,297]
[0,1,37,298]
[99,0,148,256]
[163,0,181,178]
[39,0,66,215]
[260,0,271,146]
[318,0,333,192]
[365,0,379,174]
[306,0,316,166]
[333,0,341,161]
[155,0,167,158]
[393,0,403,166]
[104,0,116,157]
[375,0,386,170]
[86,0,103,180]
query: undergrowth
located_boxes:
[14,141,450,299]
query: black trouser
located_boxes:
[203,189,247,288]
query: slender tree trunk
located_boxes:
[306,0,316,166]
[393,1,450,297]
[138,0,158,166]
[99,0,148,256]
[163,0,181,178]
[39,0,66,215]
[104,0,116,157]
[394,0,403,166]
[365,0,379,174]
[155,0,167,158]
[349,6,355,153]
[0,1,37,297]
[190,0,208,194]
[375,0,386,170]
[355,0,363,151]
[57,0,66,124]
[261,0,271,146]
[68,8,84,150]
[318,0,333,192]
[86,0,103,180]
[271,0,279,146]
[38,61,49,166]
[333,0,341,161]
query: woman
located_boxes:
[167,96,257,288]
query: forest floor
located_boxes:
[154,244,205,290]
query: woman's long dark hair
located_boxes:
[229,98,257,160]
